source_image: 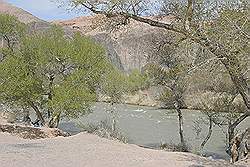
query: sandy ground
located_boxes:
[0,132,244,167]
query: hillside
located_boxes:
[0,0,42,23]
[0,0,52,33]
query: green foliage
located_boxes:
[0,13,25,37]
[100,68,150,103]
[206,7,249,54]
[204,6,249,78]
[0,14,26,48]
[127,69,149,93]
[100,68,128,103]
[159,88,174,103]
[71,32,110,91]
[49,78,95,118]
[0,53,43,105]
[0,17,115,125]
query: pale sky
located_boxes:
[6,0,84,21]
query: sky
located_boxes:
[6,0,84,21]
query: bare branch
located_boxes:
[184,0,193,30]
[77,1,185,34]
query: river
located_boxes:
[59,102,249,160]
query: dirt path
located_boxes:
[0,132,244,167]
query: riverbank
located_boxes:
[0,131,241,167]
[99,89,246,111]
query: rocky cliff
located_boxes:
[52,15,175,72]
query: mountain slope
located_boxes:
[0,0,43,24]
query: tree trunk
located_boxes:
[22,107,31,125]
[174,101,186,151]
[110,103,117,132]
[29,101,45,126]
[201,116,213,151]
[228,120,235,145]
[227,120,238,158]
[191,35,250,111]
[47,74,55,119]
[48,112,61,128]
[112,119,116,132]
[193,35,250,146]
[229,128,249,163]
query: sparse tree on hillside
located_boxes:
[194,94,233,153]
[0,14,25,50]
[99,68,128,131]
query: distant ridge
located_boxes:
[0,0,45,24]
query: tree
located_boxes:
[145,36,190,151]
[0,52,44,121]
[194,94,232,154]
[100,68,128,131]
[0,18,113,127]
[127,69,149,93]
[100,68,128,104]
[0,14,25,50]
[67,0,249,147]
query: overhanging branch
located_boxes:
[77,2,185,35]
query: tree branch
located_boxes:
[77,2,185,34]
[185,0,193,30]
[229,110,250,130]
[28,101,45,125]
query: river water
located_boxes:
[59,102,249,160]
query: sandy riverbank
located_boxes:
[0,131,244,167]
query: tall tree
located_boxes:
[146,35,190,151]
[0,16,114,127]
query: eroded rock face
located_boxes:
[52,15,175,72]
[0,124,69,139]
[92,33,124,70]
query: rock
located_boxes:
[0,123,69,139]
[52,15,175,72]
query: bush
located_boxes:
[78,119,128,143]
[160,141,191,152]
[127,69,149,93]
